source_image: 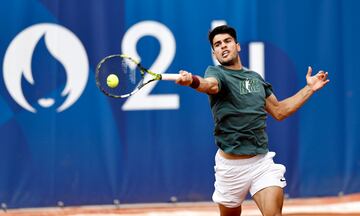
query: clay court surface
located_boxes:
[1,193,360,216]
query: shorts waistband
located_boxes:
[215,150,273,166]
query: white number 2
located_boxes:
[121,21,179,111]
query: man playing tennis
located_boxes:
[175,25,329,216]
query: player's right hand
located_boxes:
[176,70,193,86]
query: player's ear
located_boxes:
[237,43,241,52]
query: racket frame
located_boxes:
[95,54,179,98]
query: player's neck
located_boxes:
[223,58,243,70]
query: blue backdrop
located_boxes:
[0,0,359,209]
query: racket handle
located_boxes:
[161,73,180,81]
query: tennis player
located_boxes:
[175,25,329,216]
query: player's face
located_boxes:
[212,33,240,66]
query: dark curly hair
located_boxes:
[208,25,238,48]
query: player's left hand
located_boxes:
[306,66,330,92]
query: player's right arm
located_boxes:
[176,70,219,94]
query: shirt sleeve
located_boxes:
[204,66,223,92]
[264,81,273,98]
[254,72,273,98]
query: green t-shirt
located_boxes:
[204,65,273,155]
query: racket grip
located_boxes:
[161,73,180,81]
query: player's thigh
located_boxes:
[218,203,242,216]
[252,186,284,216]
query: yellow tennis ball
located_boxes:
[107,74,119,88]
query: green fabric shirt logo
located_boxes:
[239,79,261,95]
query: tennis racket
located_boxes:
[95,54,180,98]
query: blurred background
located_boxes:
[0,0,359,209]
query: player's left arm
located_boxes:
[265,66,330,121]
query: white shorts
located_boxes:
[212,150,286,208]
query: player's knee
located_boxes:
[218,204,242,216]
[262,211,282,216]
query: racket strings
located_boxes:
[121,58,138,85]
[96,55,146,98]
[96,54,164,98]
